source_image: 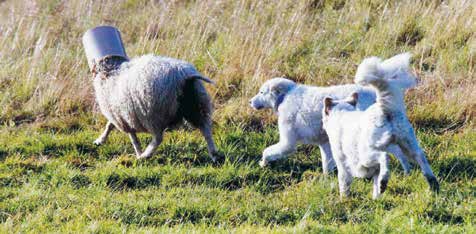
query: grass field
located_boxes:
[0,117,474,232]
[0,0,475,232]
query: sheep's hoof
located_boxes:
[259,159,268,168]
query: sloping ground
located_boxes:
[0,119,474,232]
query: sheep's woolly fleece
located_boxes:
[93,54,217,160]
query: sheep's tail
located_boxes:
[354,52,416,112]
[189,75,216,85]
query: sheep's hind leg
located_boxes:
[128,132,143,158]
[183,79,221,163]
[94,121,115,145]
[138,132,163,159]
[199,123,220,162]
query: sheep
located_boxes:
[90,54,220,161]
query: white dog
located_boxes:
[250,77,411,174]
[91,55,219,161]
[322,53,439,199]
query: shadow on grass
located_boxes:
[413,117,467,133]
[106,172,161,190]
[435,156,476,182]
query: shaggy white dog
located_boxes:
[250,77,411,174]
[322,53,439,199]
[91,54,219,161]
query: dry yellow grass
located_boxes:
[0,1,475,232]
[0,0,474,127]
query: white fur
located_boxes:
[250,77,381,174]
[322,53,439,199]
[92,54,218,160]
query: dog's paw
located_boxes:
[426,176,440,192]
[259,159,268,168]
[93,138,104,146]
[210,151,225,164]
[136,152,152,160]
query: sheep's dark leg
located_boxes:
[199,123,219,162]
[138,132,163,159]
[94,121,115,145]
[128,132,142,157]
[181,79,220,162]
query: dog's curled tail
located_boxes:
[354,52,416,111]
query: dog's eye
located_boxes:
[259,91,264,94]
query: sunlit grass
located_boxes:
[0,122,474,232]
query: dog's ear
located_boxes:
[271,82,288,96]
[324,97,334,115]
[346,92,358,106]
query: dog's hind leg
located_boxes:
[337,163,352,198]
[128,132,142,157]
[138,132,163,159]
[397,130,439,192]
[319,142,336,175]
[94,121,115,145]
[386,144,411,175]
[373,153,390,199]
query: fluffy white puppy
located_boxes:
[249,77,411,174]
[91,55,219,161]
[322,53,439,199]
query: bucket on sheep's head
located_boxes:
[82,26,128,71]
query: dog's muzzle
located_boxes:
[249,98,264,110]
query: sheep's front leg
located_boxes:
[319,142,336,175]
[128,132,142,157]
[94,122,115,145]
[138,133,163,159]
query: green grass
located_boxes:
[0,117,474,232]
